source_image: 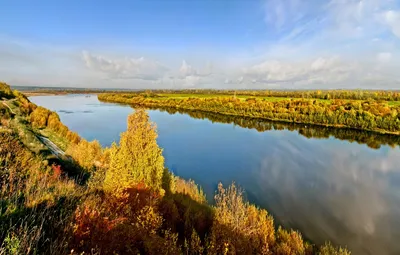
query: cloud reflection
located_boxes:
[254,138,400,255]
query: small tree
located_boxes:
[103,109,165,193]
[208,183,275,254]
[318,242,351,255]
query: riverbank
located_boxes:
[22,91,66,96]
[98,92,400,135]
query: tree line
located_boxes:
[121,89,400,101]
[98,93,400,135]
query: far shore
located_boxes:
[23,91,99,97]
[23,92,63,96]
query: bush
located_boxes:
[208,183,275,254]
[0,82,14,99]
[66,140,102,172]
[319,242,351,255]
[275,227,306,255]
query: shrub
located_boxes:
[0,82,14,99]
[208,183,275,254]
[319,242,351,255]
[66,140,102,172]
[275,227,306,255]
[174,177,206,204]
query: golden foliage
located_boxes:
[99,93,400,134]
[1,132,82,254]
[103,109,165,193]
[174,177,206,204]
[319,242,351,255]
[30,106,50,128]
[275,227,307,255]
[208,183,275,254]
[66,140,102,171]
[30,107,80,144]
[0,81,14,99]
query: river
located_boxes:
[30,94,400,255]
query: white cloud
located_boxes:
[179,60,197,77]
[264,0,312,31]
[244,0,400,88]
[238,54,400,88]
[383,10,400,38]
[183,75,200,87]
[377,52,392,63]
[174,60,217,88]
[179,60,214,78]
[242,57,357,85]
[82,51,168,81]
[263,0,398,48]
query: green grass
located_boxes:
[39,128,70,151]
[9,117,47,155]
[388,101,400,106]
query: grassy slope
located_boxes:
[0,98,84,254]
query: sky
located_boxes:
[1,0,400,89]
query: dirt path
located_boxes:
[37,135,65,158]
[1,99,16,115]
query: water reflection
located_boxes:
[149,107,400,150]
[253,143,400,255]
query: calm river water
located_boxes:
[30,94,400,255]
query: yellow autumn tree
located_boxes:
[0,81,14,99]
[103,109,165,193]
[208,183,275,254]
[66,139,102,171]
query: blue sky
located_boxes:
[1,0,400,89]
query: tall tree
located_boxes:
[104,109,165,193]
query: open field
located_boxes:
[388,101,400,106]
